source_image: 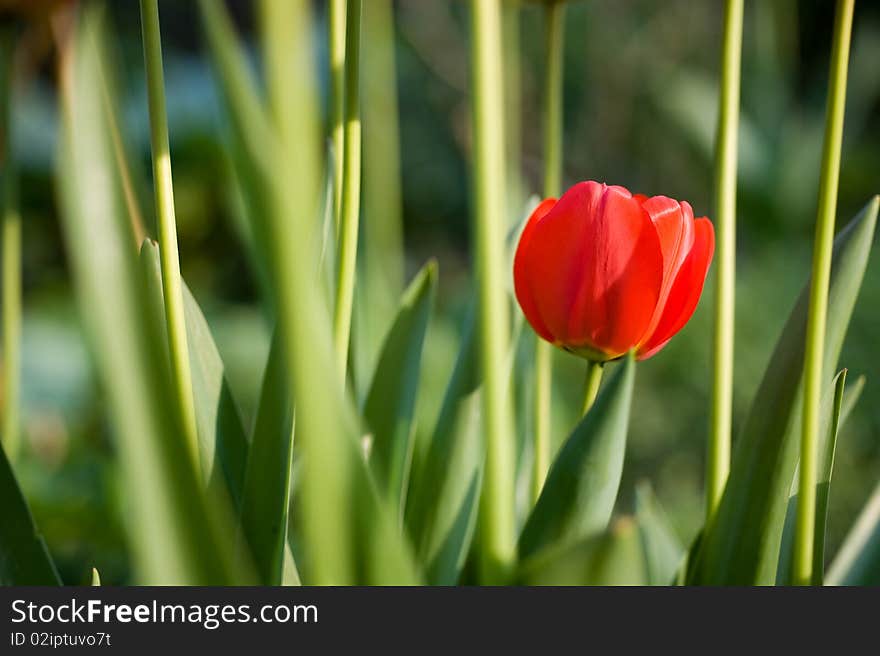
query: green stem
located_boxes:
[707,0,743,521]
[471,0,514,583]
[332,0,362,383]
[794,0,854,587]
[329,0,346,230]
[581,360,603,416]
[531,0,566,505]
[139,0,200,471]
[1,31,21,461]
[542,0,565,199]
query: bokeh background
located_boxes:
[5,0,880,584]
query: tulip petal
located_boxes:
[641,196,695,290]
[521,181,662,357]
[514,197,558,343]
[638,217,715,360]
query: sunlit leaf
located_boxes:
[518,354,635,560]
[689,198,878,585]
[365,261,437,511]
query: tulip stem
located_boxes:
[332,0,362,383]
[531,0,566,506]
[707,0,743,522]
[794,0,854,587]
[1,30,21,461]
[470,0,514,583]
[328,0,346,230]
[581,361,603,416]
[139,0,201,472]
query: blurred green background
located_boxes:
[5,0,880,584]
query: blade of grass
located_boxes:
[794,0,854,586]
[708,0,743,520]
[139,0,200,473]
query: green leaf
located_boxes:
[0,443,61,585]
[405,304,484,584]
[518,354,636,560]
[635,483,684,585]
[689,198,879,585]
[519,517,646,585]
[199,0,418,585]
[776,369,850,584]
[826,481,880,585]
[365,261,437,510]
[197,0,276,300]
[57,9,243,584]
[240,330,295,584]
[90,568,101,587]
[139,240,251,506]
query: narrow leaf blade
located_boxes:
[365,261,437,510]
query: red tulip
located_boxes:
[514,181,715,361]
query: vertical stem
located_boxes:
[794,0,854,587]
[532,0,566,505]
[139,0,200,470]
[333,0,362,383]
[707,0,743,521]
[502,1,523,215]
[580,360,603,416]
[542,1,565,199]
[470,0,514,583]
[1,31,21,460]
[329,0,346,230]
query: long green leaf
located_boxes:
[689,198,878,585]
[777,369,851,584]
[519,518,646,585]
[365,261,437,510]
[199,0,418,584]
[240,330,294,584]
[635,483,684,586]
[139,240,251,506]
[58,9,242,584]
[826,481,880,585]
[0,443,61,585]
[518,354,635,560]
[405,303,484,584]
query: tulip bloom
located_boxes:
[514,181,715,361]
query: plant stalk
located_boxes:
[470,0,514,583]
[139,0,200,470]
[1,31,20,460]
[329,0,346,230]
[531,0,566,505]
[332,0,363,383]
[794,0,854,587]
[581,360,603,416]
[707,0,743,521]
